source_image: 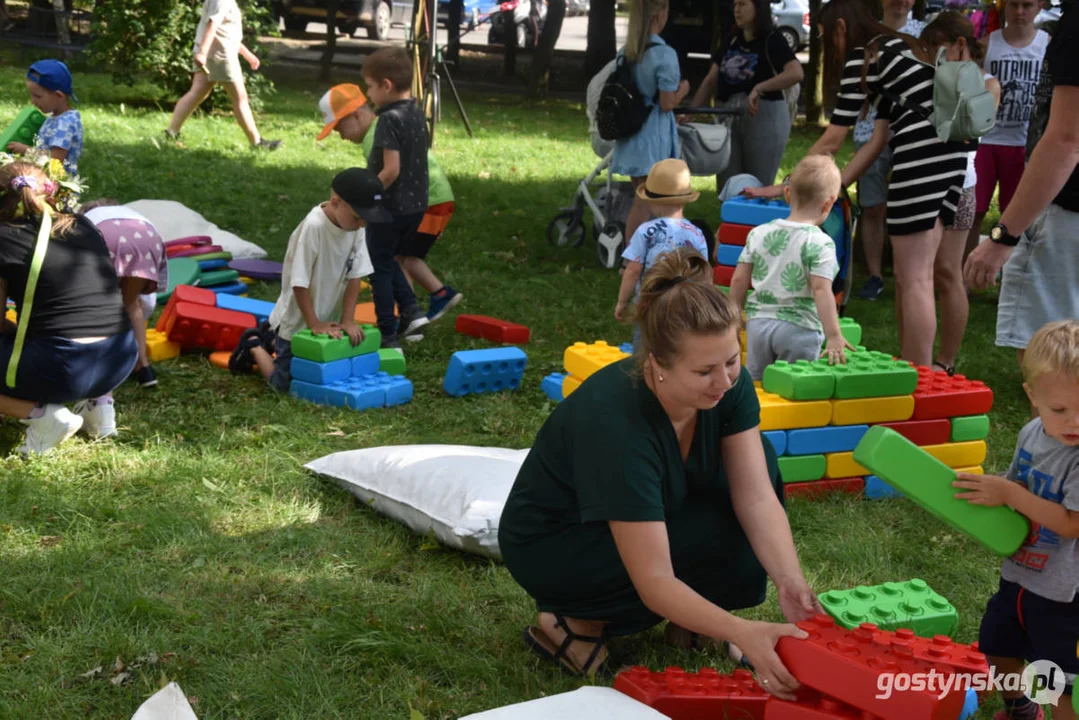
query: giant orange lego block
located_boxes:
[564,341,629,382]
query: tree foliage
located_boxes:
[89,0,276,108]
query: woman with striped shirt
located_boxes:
[748,0,969,367]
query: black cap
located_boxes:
[331,167,393,224]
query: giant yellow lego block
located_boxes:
[831,395,915,426]
[146,328,181,362]
[562,374,583,397]
[925,441,987,469]
[756,388,832,431]
[825,452,869,479]
[955,465,985,475]
[564,341,628,382]
[4,308,15,324]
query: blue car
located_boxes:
[437,0,502,30]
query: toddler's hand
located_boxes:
[614,301,627,321]
[821,336,856,365]
[310,321,342,339]
[340,321,365,347]
[953,472,1018,507]
[6,142,28,154]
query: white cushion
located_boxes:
[459,687,671,719]
[123,199,268,260]
[131,682,199,720]
[304,444,530,560]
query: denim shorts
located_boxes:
[267,334,293,394]
[0,330,138,404]
[854,139,893,209]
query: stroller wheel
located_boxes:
[595,221,625,269]
[547,209,585,248]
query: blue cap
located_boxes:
[26,60,78,103]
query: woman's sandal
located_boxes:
[522,615,609,678]
[932,361,956,376]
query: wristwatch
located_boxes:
[989,223,1020,247]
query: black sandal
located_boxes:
[229,329,264,374]
[932,361,956,376]
[522,614,609,678]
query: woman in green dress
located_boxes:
[498,248,822,699]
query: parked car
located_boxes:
[487,0,546,48]
[272,0,414,40]
[1035,0,1061,33]
[772,0,809,51]
[437,0,503,30]
[566,0,590,16]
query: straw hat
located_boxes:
[636,159,700,205]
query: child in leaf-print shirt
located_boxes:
[730,155,854,381]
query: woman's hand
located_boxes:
[776,576,824,623]
[730,618,808,700]
[747,86,761,116]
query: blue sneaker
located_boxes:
[426,287,462,322]
[857,275,884,300]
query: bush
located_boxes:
[89,0,277,110]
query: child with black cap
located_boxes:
[229,168,380,392]
[5,60,83,175]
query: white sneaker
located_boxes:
[72,400,118,440]
[18,405,84,456]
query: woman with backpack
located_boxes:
[611,0,690,247]
[686,0,803,194]
[746,0,971,369]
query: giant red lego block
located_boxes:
[775,615,966,720]
[155,284,217,332]
[614,666,769,720]
[870,626,989,677]
[719,222,753,247]
[714,264,735,287]
[763,690,875,719]
[911,368,993,421]
[876,419,952,446]
[165,302,256,352]
[454,314,530,344]
[785,477,865,500]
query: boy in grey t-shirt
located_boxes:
[954,319,1079,720]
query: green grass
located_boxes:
[0,62,1030,719]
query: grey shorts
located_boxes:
[996,203,1079,350]
[745,318,824,381]
[854,139,893,209]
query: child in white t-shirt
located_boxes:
[230,168,379,390]
[730,155,853,380]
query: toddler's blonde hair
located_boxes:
[1022,320,1079,384]
[790,155,842,210]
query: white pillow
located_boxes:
[123,199,268,260]
[459,687,672,719]
[304,444,530,560]
[131,682,199,720]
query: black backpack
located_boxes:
[595,42,659,142]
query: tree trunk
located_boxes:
[804,0,824,125]
[584,0,616,79]
[532,0,566,93]
[503,7,517,76]
[320,0,340,83]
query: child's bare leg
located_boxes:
[250,346,275,380]
[933,227,970,369]
[1054,694,1077,720]
[987,655,1040,718]
[222,80,261,145]
[0,395,36,420]
[168,72,213,135]
[397,256,441,295]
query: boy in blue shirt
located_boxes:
[954,319,1079,720]
[5,60,83,176]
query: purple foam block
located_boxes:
[228,259,283,281]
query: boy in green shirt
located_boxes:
[317,83,462,323]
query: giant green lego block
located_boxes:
[0,106,46,151]
[824,350,919,399]
[378,347,406,375]
[839,317,862,346]
[852,426,1029,556]
[291,325,381,363]
[198,269,240,287]
[763,360,836,400]
[778,454,826,483]
[818,579,959,637]
[950,415,990,442]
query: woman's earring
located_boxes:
[658,374,665,382]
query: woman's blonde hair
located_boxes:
[625,0,668,63]
[0,162,76,235]
[1022,320,1079,384]
[634,247,741,372]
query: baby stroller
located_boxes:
[546,59,744,269]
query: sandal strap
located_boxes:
[552,614,607,674]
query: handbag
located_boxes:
[765,34,800,125]
[5,209,51,388]
[677,121,732,176]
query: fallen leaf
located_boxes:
[202,478,221,492]
[110,672,131,686]
[80,666,103,679]
[277,195,290,202]
[478,171,491,179]
[113,656,125,673]
[39,536,62,547]
[326,430,345,437]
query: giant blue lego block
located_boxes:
[865,475,903,500]
[444,347,528,397]
[381,375,413,406]
[351,351,380,377]
[290,372,412,411]
[619,342,634,355]
[198,259,229,271]
[763,430,787,456]
[542,372,565,402]
[787,425,870,456]
[209,281,248,296]
[289,379,350,408]
[716,243,744,266]
[290,357,351,385]
[216,294,276,325]
[720,196,790,226]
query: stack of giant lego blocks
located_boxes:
[287,328,412,411]
[144,284,277,363]
[759,351,993,500]
[540,340,634,403]
[712,196,792,290]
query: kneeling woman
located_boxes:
[0,161,137,454]
[498,248,821,698]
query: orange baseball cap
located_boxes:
[317,84,369,141]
